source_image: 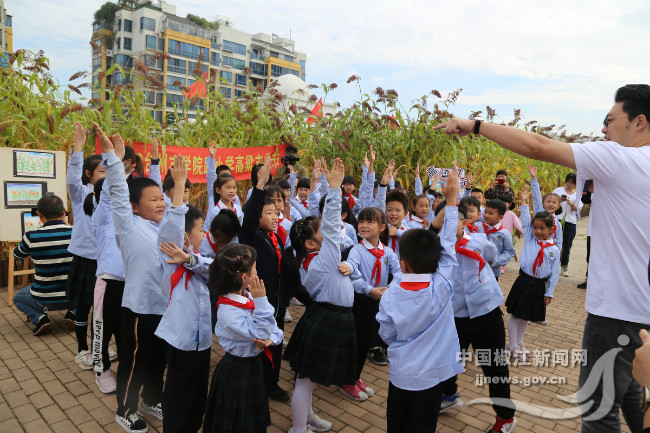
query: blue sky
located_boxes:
[8,0,650,136]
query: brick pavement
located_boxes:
[0,217,632,432]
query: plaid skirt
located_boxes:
[283,302,357,387]
[65,255,97,308]
[203,353,270,433]
[505,270,547,322]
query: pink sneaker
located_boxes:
[339,384,368,401]
[356,379,374,397]
[95,369,117,394]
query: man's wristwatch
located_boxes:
[473,119,482,135]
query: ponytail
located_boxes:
[208,244,256,297]
[83,177,104,216]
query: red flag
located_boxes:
[183,72,208,100]
[306,98,323,125]
[389,114,398,130]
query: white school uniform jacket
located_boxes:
[477,222,515,278]
[347,239,402,296]
[519,205,560,297]
[66,152,97,259]
[531,178,563,251]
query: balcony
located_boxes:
[163,18,211,40]
[5,15,12,28]
[250,52,265,61]
[92,20,112,32]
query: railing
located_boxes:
[250,52,265,61]
[163,19,211,39]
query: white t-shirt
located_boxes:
[553,186,581,224]
[571,141,650,325]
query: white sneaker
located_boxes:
[283,339,288,349]
[516,345,530,362]
[440,393,464,413]
[108,346,118,361]
[307,413,332,432]
[75,350,93,370]
[290,297,304,306]
[537,320,548,326]
[115,412,148,433]
[288,428,314,433]
[140,402,163,420]
[284,310,293,323]
[95,369,117,393]
[561,266,569,277]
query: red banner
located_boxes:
[95,138,287,183]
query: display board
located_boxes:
[0,147,67,241]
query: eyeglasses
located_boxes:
[603,114,628,127]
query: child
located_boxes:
[342,175,362,217]
[480,199,516,280]
[240,158,289,402]
[438,207,517,433]
[459,196,482,233]
[499,195,523,238]
[207,144,241,206]
[385,190,411,255]
[345,207,402,400]
[204,173,243,232]
[471,188,485,222]
[154,157,212,433]
[246,162,272,202]
[505,187,559,361]
[200,209,240,259]
[408,195,431,229]
[528,165,563,251]
[96,124,167,433]
[376,163,464,433]
[67,122,105,370]
[203,244,283,433]
[292,177,312,218]
[283,158,358,433]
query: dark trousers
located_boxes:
[115,307,167,417]
[561,221,577,266]
[93,279,124,373]
[443,307,515,419]
[353,292,380,380]
[585,235,591,278]
[579,314,649,433]
[262,296,283,390]
[163,345,211,433]
[387,381,443,433]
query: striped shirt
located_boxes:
[14,220,73,303]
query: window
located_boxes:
[124,19,132,32]
[166,93,184,108]
[283,54,294,62]
[144,55,162,69]
[249,62,266,76]
[299,60,306,70]
[220,71,232,84]
[166,75,185,91]
[145,36,157,49]
[270,51,279,58]
[250,48,264,61]
[123,37,132,50]
[222,56,245,69]
[301,72,305,81]
[145,91,162,105]
[235,89,246,98]
[92,57,102,72]
[167,39,209,60]
[167,58,186,74]
[236,74,246,86]
[220,87,232,99]
[140,17,156,31]
[270,64,298,77]
[114,54,132,68]
[116,38,120,49]
[118,19,121,31]
[151,110,163,123]
[222,40,246,55]
[211,52,220,66]
[188,61,209,75]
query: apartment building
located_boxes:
[0,0,13,68]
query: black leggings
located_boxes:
[560,222,577,266]
[75,303,92,353]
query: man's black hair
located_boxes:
[37,193,65,220]
[615,84,650,124]
[496,169,508,177]
[471,188,483,194]
[399,229,441,273]
[286,145,298,154]
[485,198,507,216]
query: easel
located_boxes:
[6,241,35,306]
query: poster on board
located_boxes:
[4,181,48,209]
[14,150,56,178]
[20,211,43,236]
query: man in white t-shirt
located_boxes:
[434,84,650,433]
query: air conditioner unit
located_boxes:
[106,49,114,56]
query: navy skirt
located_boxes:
[65,254,97,307]
[505,270,548,322]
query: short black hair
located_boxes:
[266,185,285,201]
[457,206,467,220]
[297,178,310,189]
[276,179,291,191]
[128,177,160,204]
[412,194,429,208]
[210,209,241,239]
[184,205,204,233]
[399,229,441,273]
[216,165,232,176]
[615,84,650,124]
[496,169,508,177]
[286,145,298,154]
[485,198,507,215]
[429,191,443,199]
[37,193,65,220]
[162,171,191,193]
[532,211,555,228]
[564,173,577,184]
[342,176,356,186]
[460,196,481,211]
[385,189,409,212]
[471,188,483,194]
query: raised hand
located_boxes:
[248,275,266,298]
[416,162,420,178]
[441,161,460,204]
[111,133,125,161]
[520,185,530,204]
[466,172,474,189]
[151,138,160,160]
[327,158,345,189]
[208,143,217,158]
[363,152,370,168]
[94,122,114,154]
[170,154,188,206]
[528,164,537,179]
[256,156,273,190]
[73,122,87,154]
[381,162,393,186]
[159,241,190,264]
[311,159,322,181]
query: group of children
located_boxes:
[54,123,567,433]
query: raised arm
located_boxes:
[158,155,187,248]
[318,159,346,269]
[437,162,461,282]
[519,186,534,240]
[66,122,88,204]
[528,165,545,214]
[434,119,576,169]
[206,144,217,208]
[240,157,271,244]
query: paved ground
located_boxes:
[0,217,632,433]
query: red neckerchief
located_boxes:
[206,231,219,254]
[217,200,237,214]
[551,223,557,240]
[399,281,429,291]
[364,240,385,286]
[390,225,405,251]
[345,193,355,210]
[482,222,503,235]
[302,252,319,270]
[455,236,486,282]
[300,200,309,209]
[410,216,427,228]
[533,241,554,276]
[467,223,480,233]
[169,252,198,305]
[267,232,282,274]
[276,215,288,245]
[216,295,274,368]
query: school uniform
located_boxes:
[387,220,410,256]
[376,207,464,433]
[283,188,360,387]
[239,187,285,392]
[204,292,283,433]
[407,215,428,230]
[154,205,212,433]
[531,178,563,251]
[288,172,311,219]
[344,192,362,217]
[203,199,243,233]
[65,152,98,309]
[415,177,437,222]
[505,205,560,322]
[360,167,376,210]
[306,174,330,218]
[207,156,241,206]
[102,150,167,419]
[199,232,239,259]
[347,239,402,380]
[442,233,516,420]
[477,221,516,279]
